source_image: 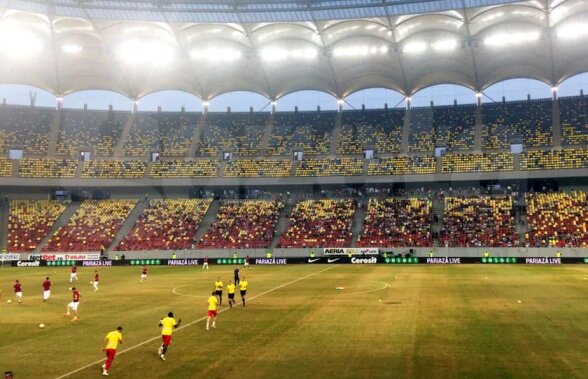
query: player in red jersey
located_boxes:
[140,266,148,283]
[92,271,100,291]
[202,256,209,270]
[65,287,81,321]
[244,255,250,269]
[70,264,78,283]
[42,277,52,302]
[13,280,22,304]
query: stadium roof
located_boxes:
[0,0,586,100]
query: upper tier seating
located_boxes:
[408,107,435,152]
[198,113,267,156]
[337,109,403,154]
[520,149,588,170]
[367,156,436,175]
[431,105,476,151]
[224,159,291,177]
[8,200,70,252]
[57,110,125,157]
[117,199,212,251]
[525,192,588,247]
[278,199,356,248]
[559,96,588,146]
[481,99,552,149]
[269,111,335,155]
[150,159,219,178]
[295,158,363,177]
[19,158,77,178]
[197,200,283,249]
[439,196,519,247]
[0,106,52,155]
[0,158,12,176]
[42,200,137,252]
[122,114,160,157]
[81,160,146,179]
[357,197,432,247]
[441,152,514,173]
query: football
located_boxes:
[7,299,11,304]
[39,323,45,328]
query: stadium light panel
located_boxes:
[557,23,588,40]
[118,40,174,66]
[431,39,458,51]
[403,41,427,54]
[484,31,540,47]
[337,99,345,105]
[260,47,317,62]
[61,44,82,54]
[190,47,242,63]
[202,101,209,106]
[0,28,42,57]
[332,45,387,58]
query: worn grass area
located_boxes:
[1,264,588,378]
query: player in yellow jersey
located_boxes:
[158,312,181,361]
[226,280,236,308]
[102,327,123,376]
[214,277,224,306]
[239,277,248,307]
[206,291,218,331]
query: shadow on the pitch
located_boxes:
[384,301,402,305]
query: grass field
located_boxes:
[1,264,588,379]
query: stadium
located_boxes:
[1,0,588,377]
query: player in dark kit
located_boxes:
[42,277,52,302]
[234,267,240,285]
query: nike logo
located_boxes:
[307,258,320,263]
[327,258,340,263]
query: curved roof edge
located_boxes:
[2,0,523,23]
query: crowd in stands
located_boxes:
[295,158,363,177]
[19,158,77,178]
[0,106,52,155]
[559,96,588,146]
[269,112,335,155]
[525,191,588,247]
[42,200,137,252]
[150,159,219,178]
[433,105,476,151]
[337,110,403,154]
[198,113,267,156]
[357,197,432,247]
[8,200,70,252]
[57,110,125,157]
[278,199,356,248]
[440,196,519,247]
[482,99,552,149]
[123,114,161,157]
[521,149,588,170]
[225,159,291,177]
[408,108,435,152]
[0,158,12,176]
[441,152,514,173]
[197,200,283,249]
[157,114,198,157]
[117,199,211,251]
[81,160,146,179]
[367,156,436,175]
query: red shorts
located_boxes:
[162,335,172,346]
[207,310,217,317]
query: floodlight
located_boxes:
[557,23,588,40]
[484,31,540,47]
[61,44,82,54]
[190,47,242,63]
[118,40,174,66]
[431,39,458,51]
[0,29,42,57]
[403,41,427,54]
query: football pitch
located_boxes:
[1,264,588,379]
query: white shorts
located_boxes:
[43,290,51,300]
[244,262,249,267]
[70,273,77,278]
[141,274,147,279]
[203,262,208,266]
[15,292,22,298]
[68,301,79,311]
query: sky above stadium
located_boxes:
[1,74,587,112]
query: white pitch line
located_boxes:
[54,265,339,379]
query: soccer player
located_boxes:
[140,266,148,283]
[239,277,248,307]
[244,255,250,269]
[206,291,218,331]
[70,264,78,283]
[65,287,81,321]
[93,271,100,291]
[13,280,22,304]
[158,312,181,361]
[42,277,52,302]
[214,277,223,306]
[102,326,123,376]
[234,267,240,286]
[202,256,209,270]
[226,280,236,308]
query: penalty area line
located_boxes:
[54,264,339,379]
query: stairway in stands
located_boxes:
[271,200,294,248]
[431,196,445,247]
[107,200,149,252]
[0,199,8,250]
[350,200,366,247]
[193,199,220,245]
[35,201,82,253]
